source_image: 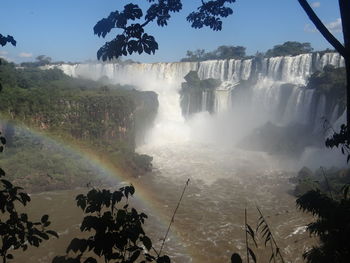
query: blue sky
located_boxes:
[0,0,343,63]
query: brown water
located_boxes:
[11,144,313,263]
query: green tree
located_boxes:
[20,55,53,68]
[181,49,206,62]
[181,45,246,61]
[214,45,246,59]
[265,41,313,57]
[36,55,52,65]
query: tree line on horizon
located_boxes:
[180,41,333,62]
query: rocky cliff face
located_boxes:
[1,88,158,148]
[179,71,220,117]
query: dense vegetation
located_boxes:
[265,41,313,57]
[307,65,347,113]
[0,59,158,191]
[291,166,350,262]
[292,167,350,197]
[180,42,327,62]
[180,45,246,62]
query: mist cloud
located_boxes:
[19,52,33,58]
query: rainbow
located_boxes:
[0,119,190,259]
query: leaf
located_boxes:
[41,214,49,223]
[37,232,50,240]
[142,236,152,250]
[112,191,123,204]
[129,185,135,195]
[157,255,171,263]
[231,253,242,263]
[248,247,257,263]
[1,179,13,189]
[76,194,87,210]
[256,217,264,231]
[46,230,59,238]
[264,233,271,246]
[19,192,31,204]
[0,136,6,144]
[0,167,5,177]
[246,223,258,247]
[123,4,143,20]
[66,238,88,253]
[129,250,141,263]
[84,257,97,263]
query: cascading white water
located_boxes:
[201,91,208,112]
[54,52,344,147]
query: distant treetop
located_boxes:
[180,41,320,62]
[265,41,313,57]
[181,45,246,62]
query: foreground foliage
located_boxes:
[297,188,350,262]
[94,0,235,60]
[0,171,58,263]
[53,186,170,263]
[0,126,57,263]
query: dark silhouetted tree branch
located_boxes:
[298,0,349,129]
[298,0,345,57]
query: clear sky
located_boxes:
[0,0,343,63]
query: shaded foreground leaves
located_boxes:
[94,0,236,60]
[53,185,170,263]
[0,133,57,263]
[296,188,350,262]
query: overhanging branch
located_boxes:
[298,0,346,57]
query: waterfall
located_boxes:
[201,91,208,112]
[54,52,344,138]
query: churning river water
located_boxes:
[12,141,313,263]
